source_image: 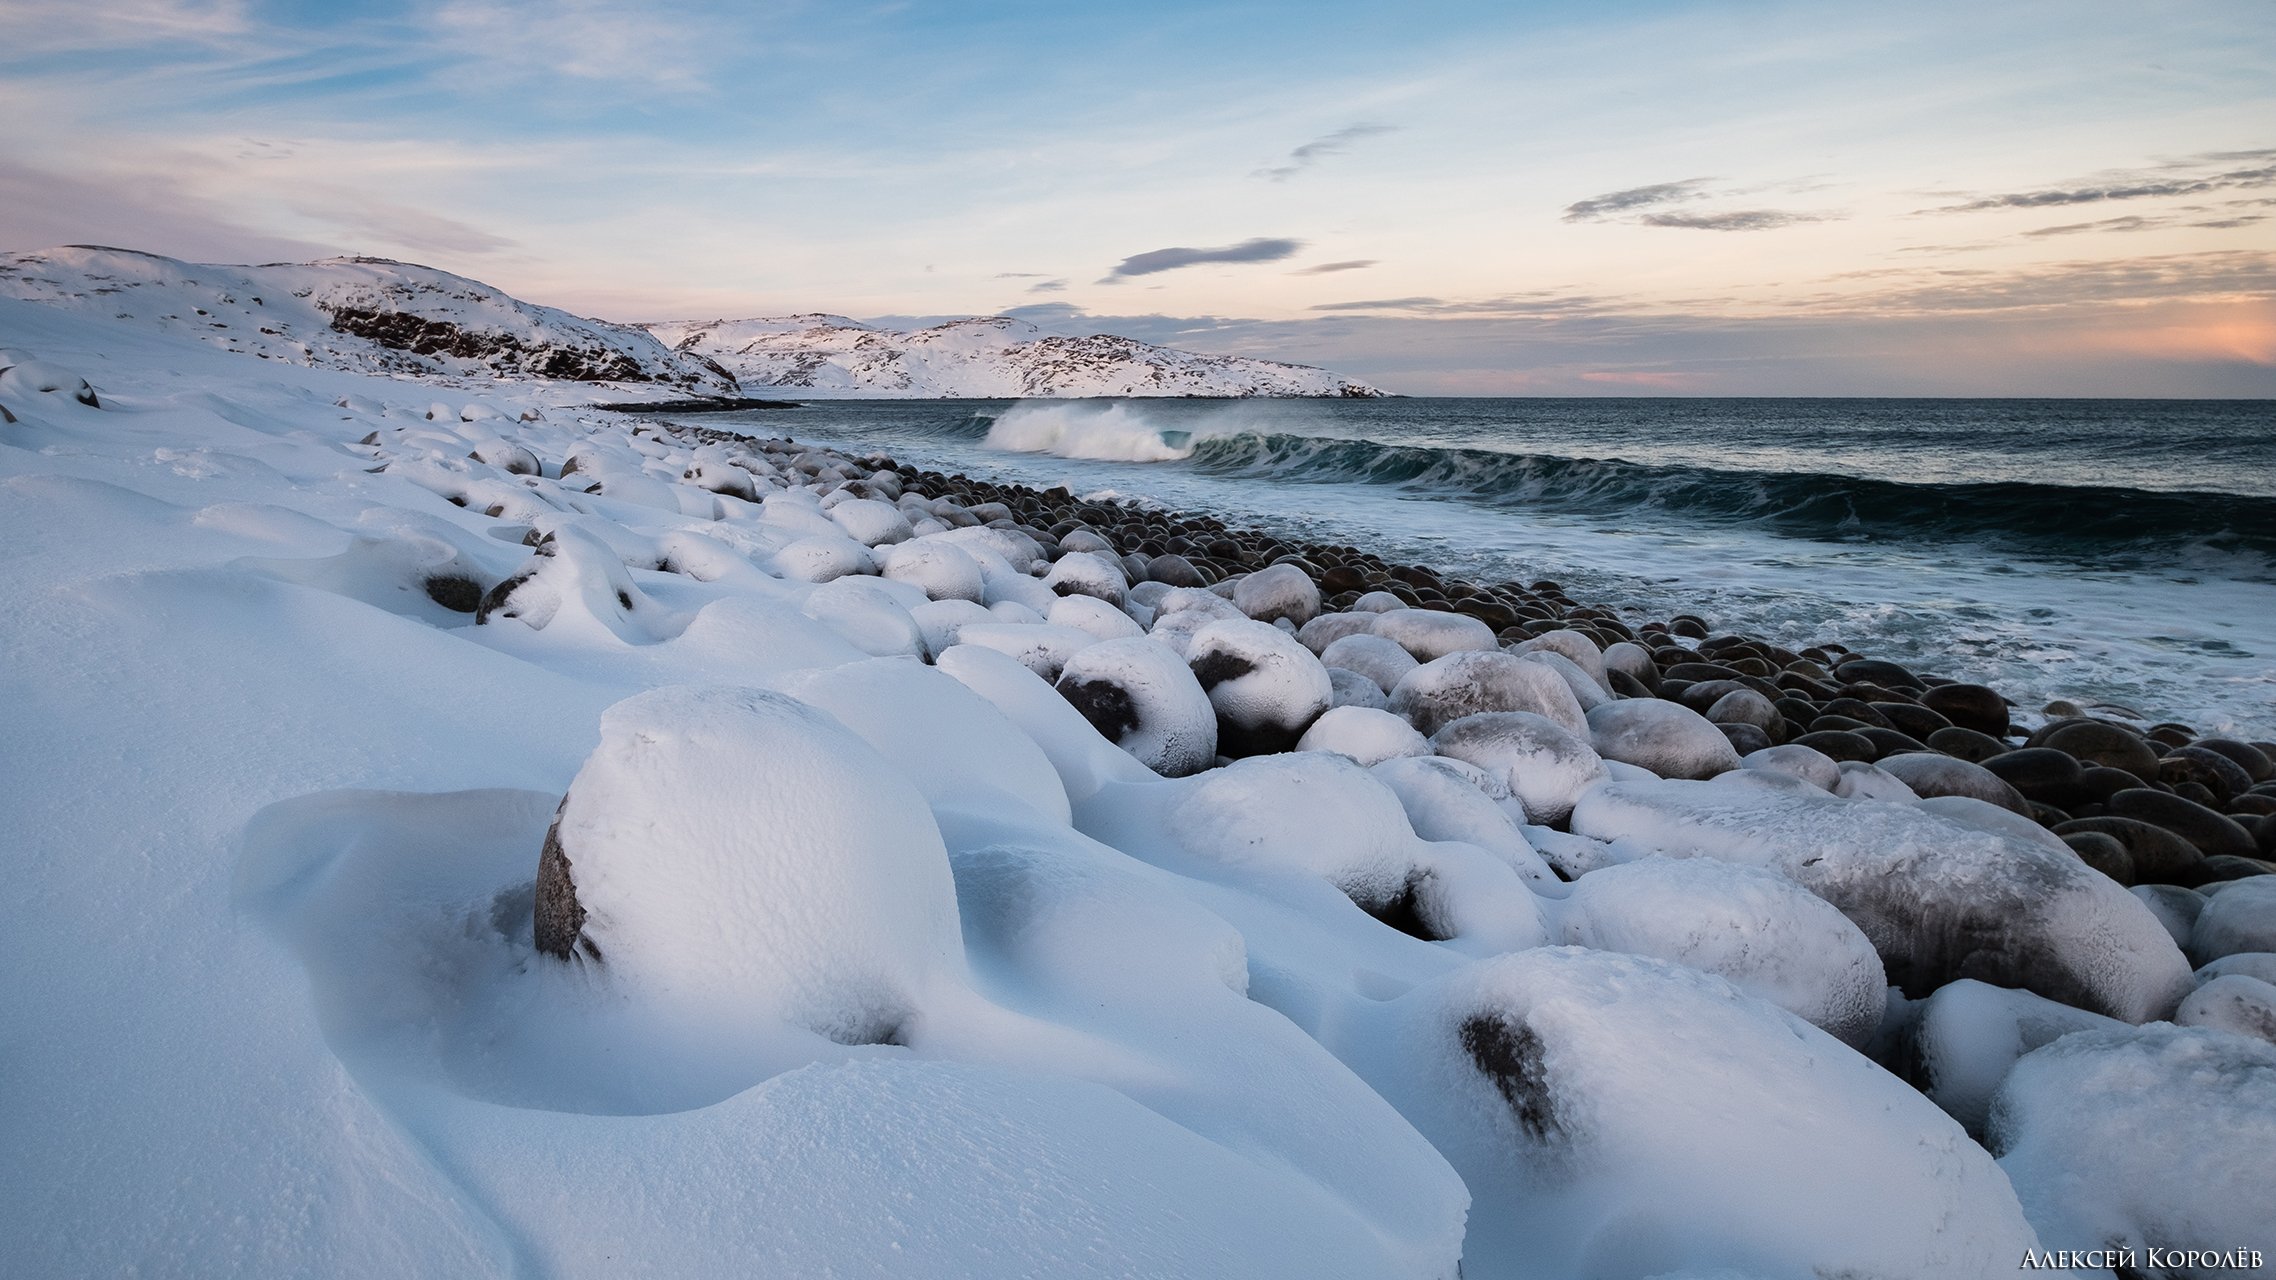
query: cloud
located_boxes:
[0,158,334,264]
[1929,151,2276,214]
[994,271,1047,279]
[1254,123,1397,181]
[1105,237,1302,278]
[2024,215,2163,237]
[1027,279,1066,293]
[1294,259,1377,275]
[1310,297,1445,311]
[1639,209,1829,231]
[1562,179,1712,222]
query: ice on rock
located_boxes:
[800,575,926,658]
[1586,699,1742,780]
[1742,744,1842,791]
[535,686,967,1046]
[1297,610,1379,655]
[1570,779,2195,1021]
[878,538,986,603]
[1167,752,1546,949]
[1298,705,1431,765]
[1331,948,2040,1280]
[1549,857,1886,1047]
[1430,711,1609,827]
[1875,751,2030,814]
[1517,649,1612,711]
[2137,884,2207,948]
[953,621,1098,681]
[1511,629,1607,685]
[474,522,680,643]
[1185,617,1333,756]
[1905,979,2125,1135]
[1524,825,1634,878]
[1043,550,1128,606]
[987,599,1045,625]
[1371,608,1499,662]
[2174,973,2276,1046]
[1321,631,1420,694]
[1232,562,1322,626]
[1600,640,1656,680]
[2197,952,2276,986]
[1329,667,1392,709]
[1990,1025,2276,1272]
[1831,758,1919,802]
[825,496,913,546]
[773,533,874,583]
[1370,756,1561,888]
[1054,636,1219,777]
[2189,875,2276,964]
[1390,650,1589,737]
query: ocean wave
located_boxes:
[976,407,2276,570]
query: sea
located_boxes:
[713,397,2276,738]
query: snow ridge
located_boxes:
[644,313,1385,398]
[0,246,740,393]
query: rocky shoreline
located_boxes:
[657,422,2275,892]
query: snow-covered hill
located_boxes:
[644,313,1384,398]
[0,246,740,394]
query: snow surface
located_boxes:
[5,254,2255,1278]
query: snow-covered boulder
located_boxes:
[1333,948,2041,1280]
[1549,857,1886,1048]
[1571,779,2195,1021]
[880,539,985,603]
[1431,711,1610,827]
[2175,973,2276,1045]
[1232,562,1322,627]
[1055,637,1218,777]
[1389,650,1588,737]
[1320,631,1420,695]
[1185,618,1332,756]
[1586,699,1741,780]
[1905,979,2124,1135]
[1989,1025,2276,1273]
[2190,876,2276,964]
[1298,705,1431,765]
[534,686,968,1045]
[1371,609,1498,662]
[1044,551,1127,607]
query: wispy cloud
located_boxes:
[1563,179,1712,222]
[1254,123,1397,181]
[1104,237,1302,279]
[290,191,515,255]
[1294,259,1378,275]
[1026,278,1066,293]
[1928,150,2276,214]
[2024,215,2163,237]
[1310,297,1444,311]
[1640,209,1830,231]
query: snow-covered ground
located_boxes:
[644,313,1383,398]
[3,251,2273,1279]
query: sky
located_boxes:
[2,0,2273,394]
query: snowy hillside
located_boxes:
[0,246,740,393]
[645,313,1385,398]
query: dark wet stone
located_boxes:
[1717,722,1774,755]
[2106,789,2259,860]
[1832,657,1925,690]
[1873,701,1951,740]
[1858,727,1929,759]
[1793,729,1877,763]
[422,574,485,613]
[1927,726,2010,763]
[1460,1014,1562,1142]
[2036,720,2161,783]
[2054,816,2206,885]
[534,804,597,963]
[1822,697,1893,728]
[1982,748,2086,808]
[2060,831,2133,884]
[2160,746,2255,805]
[1919,683,2009,736]
[2195,855,2276,884]
[2194,738,2274,783]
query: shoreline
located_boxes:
[647,417,2276,887]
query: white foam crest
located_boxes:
[983,402,1197,462]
